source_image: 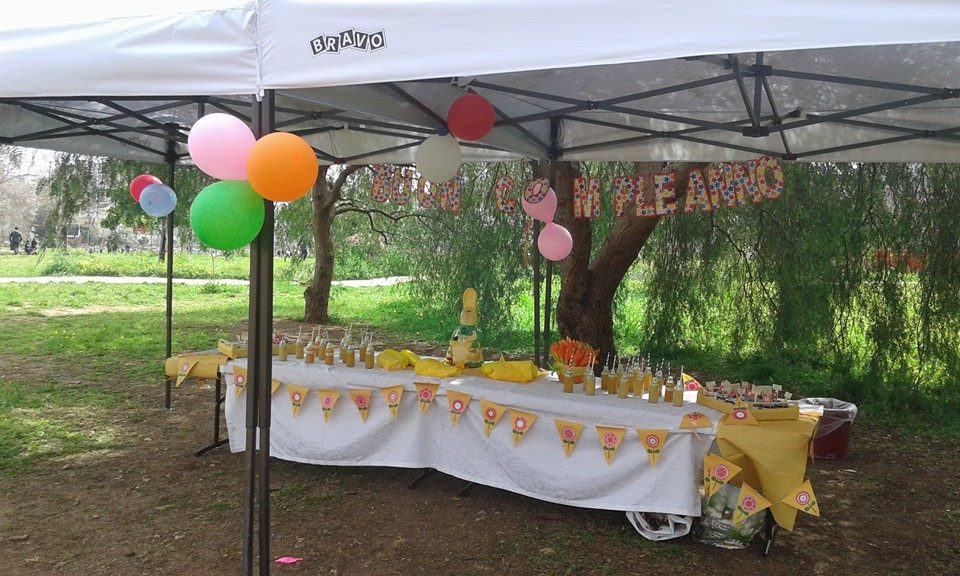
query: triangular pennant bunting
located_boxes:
[349,390,372,422]
[554,420,584,457]
[636,429,669,467]
[447,390,472,427]
[480,400,506,437]
[287,384,309,417]
[681,372,700,391]
[380,385,404,417]
[233,367,247,397]
[176,359,199,387]
[414,382,440,414]
[595,426,627,465]
[782,479,821,517]
[508,410,537,446]
[733,483,772,525]
[703,454,742,498]
[316,390,340,422]
[271,379,281,395]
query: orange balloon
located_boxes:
[246,132,319,202]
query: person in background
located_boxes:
[8,227,22,255]
[27,237,38,255]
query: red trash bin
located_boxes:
[800,398,858,459]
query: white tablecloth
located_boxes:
[223,358,721,516]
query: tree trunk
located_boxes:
[554,162,698,372]
[304,166,335,324]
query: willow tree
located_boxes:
[551,161,700,368]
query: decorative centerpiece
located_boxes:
[550,338,597,386]
[446,288,484,369]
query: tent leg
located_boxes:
[543,259,553,363]
[163,129,176,410]
[532,219,542,366]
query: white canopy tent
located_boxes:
[3,1,960,574]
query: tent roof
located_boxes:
[2,0,960,163]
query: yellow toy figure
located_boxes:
[446,288,484,368]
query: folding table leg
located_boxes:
[194,374,228,457]
[457,482,476,497]
[164,377,172,411]
[762,509,779,556]
[407,468,437,489]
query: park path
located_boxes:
[0,275,412,287]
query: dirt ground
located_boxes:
[1,343,958,576]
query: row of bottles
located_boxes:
[573,355,685,407]
[275,326,377,370]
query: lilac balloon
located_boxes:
[538,222,573,261]
[521,187,557,222]
[187,113,256,180]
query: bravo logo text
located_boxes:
[310,29,385,55]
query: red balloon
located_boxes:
[447,94,495,141]
[130,174,162,202]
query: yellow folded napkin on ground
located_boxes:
[400,349,421,367]
[481,359,540,383]
[415,358,461,378]
[377,349,409,370]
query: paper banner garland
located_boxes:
[480,400,506,437]
[447,390,472,427]
[509,410,537,447]
[554,420,584,457]
[233,367,247,397]
[681,372,701,390]
[288,384,309,417]
[595,426,627,465]
[349,390,372,422]
[636,429,669,467]
[414,382,440,414]
[703,454,742,498]
[176,359,199,387]
[680,411,713,430]
[317,390,340,422]
[271,379,281,395]
[733,483,772,525]
[727,399,759,426]
[782,480,821,517]
[381,385,404,417]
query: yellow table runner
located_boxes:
[716,413,818,531]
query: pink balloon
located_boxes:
[538,222,573,261]
[187,113,256,180]
[521,188,557,222]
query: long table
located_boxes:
[223,357,722,517]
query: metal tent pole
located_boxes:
[241,93,275,576]
[163,125,176,410]
[532,218,542,367]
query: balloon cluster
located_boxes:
[414,94,496,184]
[521,180,572,261]
[130,174,177,217]
[185,114,319,251]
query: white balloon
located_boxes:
[415,134,461,183]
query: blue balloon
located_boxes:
[140,183,177,217]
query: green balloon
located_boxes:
[190,181,265,251]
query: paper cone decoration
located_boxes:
[414,382,440,414]
[349,390,372,422]
[480,400,506,437]
[271,379,281,395]
[288,384,309,417]
[636,429,669,467]
[508,410,537,447]
[233,367,247,397]
[680,411,713,429]
[595,426,627,465]
[733,483,772,525]
[447,390,472,427]
[681,372,700,391]
[316,390,340,422]
[176,359,199,387]
[380,385,404,417]
[782,480,821,517]
[727,399,759,426]
[703,454,742,498]
[554,420,584,457]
